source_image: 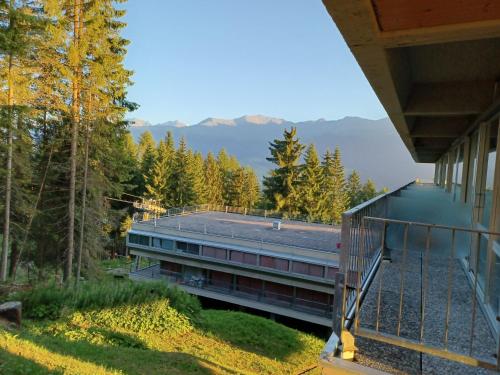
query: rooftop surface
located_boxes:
[135,211,341,253]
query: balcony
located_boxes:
[322,181,500,374]
[130,263,333,327]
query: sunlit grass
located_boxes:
[1,280,324,374]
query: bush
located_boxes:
[10,279,201,321]
[71,300,193,335]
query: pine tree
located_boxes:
[190,151,206,204]
[217,148,240,204]
[242,167,260,209]
[170,137,195,206]
[347,170,363,208]
[0,0,41,280]
[204,151,223,205]
[361,179,378,202]
[138,131,156,196]
[145,132,174,205]
[322,147,349,223]
[263,127,304,217]
[299,144,324,221]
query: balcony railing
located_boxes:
[329,180,500,372]
[130,264,333,318]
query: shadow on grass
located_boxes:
[15,328,238,375]
[0,348,63,375]
[197,309,307,361]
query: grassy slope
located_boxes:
[0,302,323,374]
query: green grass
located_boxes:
[0,280,324,374]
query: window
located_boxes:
[260,255,289,271]
[229,251,257,265]
[202,246,226,259]
[291,261,324,277]
[325,267,338,280]
[128,234,149,246]
[482,121,498,227]
[467,132,479,204]
[152,238,174,250]
[453,144,464,201]
[176,241,199,255]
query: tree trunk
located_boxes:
[76,121,90,284]
[64,0,82,282]
[1,51,14,282]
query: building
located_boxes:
[127,206,340,327]
[320,1,500,374]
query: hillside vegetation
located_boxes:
[0,280,323,374]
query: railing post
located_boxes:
[332,272,346,336]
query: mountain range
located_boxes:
[128,115,434,189]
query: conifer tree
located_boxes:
[190,151,206,204]
[145,132,174,204]
[347,170,363,208]
[242,167,260,209]
[204,151,223,205]
[0,0,41,280]
[263,127,304,217]
[217,148,240,204]
[170,138,195,206]
[299,144,324,221]
[322,147,349,223]
[361,179,378,202]
[138,131,156,196]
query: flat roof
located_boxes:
[132,211,341,254]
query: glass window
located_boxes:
[153,238,174,250]
[325,267,338,280]
[453,145,464,201]
[260,255,289,271]
[202,246,226,259]
[128,234,149,246]
[292,261,324,277]
[177,241,199,255]
[229,250,257,265]
[482,121,498,227]
[488,250,500,317]
[467,132,479,204]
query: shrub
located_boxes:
[71,300,193,335]
[10,279,201,321]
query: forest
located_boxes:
[0,0,382,283]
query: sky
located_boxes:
[121,0,387,125]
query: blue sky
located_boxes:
[121,0,386,125]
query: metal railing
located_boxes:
[349,216,500,371]
[131,264,333,318]
[332,180,414,335]
[137,203,340,226]
[133,206,340,253]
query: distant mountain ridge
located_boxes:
[128,115,434,189]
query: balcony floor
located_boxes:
[354,252,497,374]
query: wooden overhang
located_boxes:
[322,0,500,162]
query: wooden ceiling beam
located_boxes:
[404,81,493,116]
[410,117,471,138]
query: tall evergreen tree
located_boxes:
[322,147,349,223]
[170,137,195,206]
[145,132,174,205]
[204,151,223,205]
[347,170,363,208]
[138,131,156,196]
[0,0,41,280]
[299,144,324,221]
[217,148,240,204]
[361,179,378,202]
[190,151,206,204]
[263,127,304,217]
